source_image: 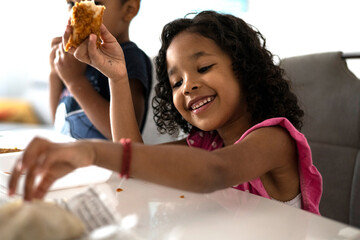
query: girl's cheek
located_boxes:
[172,92,183,111]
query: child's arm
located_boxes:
[63,75,113,139]
[49,73,63,122]
[49,35,113,139]
[49,37,64,122]
[9,126,297,201]
[65,24,143,142]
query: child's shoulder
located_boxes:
[241,124,297,153]
[237,118,304,143]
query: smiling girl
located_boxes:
[9,11,322,214]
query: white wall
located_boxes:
[242,0,360,77]
[0,1,68,96]
[243,0,360,59]
[131,0,360,78]
[132,0,360,60]
[131,0,248,57]
[0,1,68,123]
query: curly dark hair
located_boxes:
[153,11,303,136]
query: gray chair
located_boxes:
[280,52,360,228]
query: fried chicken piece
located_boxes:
[65,0,105,52]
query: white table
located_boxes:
[34,173,360,240]
[1,127,360,239]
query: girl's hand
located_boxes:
[50,37,62,74]
[63,23,128,82]
[8,137,96,201]
[53,40,87,88]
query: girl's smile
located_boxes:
[188,95,215,113]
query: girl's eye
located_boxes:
[172,80,183,89]
[198,64,214,73]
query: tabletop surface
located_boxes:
[1,126,360,240]
[45,175,360,240]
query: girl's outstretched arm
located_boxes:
[63,23,143,142]
[9,127,297,201]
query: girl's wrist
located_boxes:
[109,74,128,84]
[90,140,122,173]
[108,64,128,83]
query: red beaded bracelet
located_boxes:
[119,138,132,179]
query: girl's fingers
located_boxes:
[24,159,40,201]
[54,48,61,65]
[8,157,24,196]
[34,163,74,199]
[51,37,62,48]
[58,43,65,55]
[33,174,57,200]
[99,24,116,43]
[8,137,50,198]
[21,138,51,170]
[50,44,59,61]
[74,41,89,64]
[87,34,99,63]
[66,45,76,55]
[23,144,73,200]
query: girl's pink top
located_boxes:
[186,117,322,215]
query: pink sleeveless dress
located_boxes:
[186,117,322,215]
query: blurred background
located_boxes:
[0,0,359,126]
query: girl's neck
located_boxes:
[217,115,252,146]
[115,31,130,44]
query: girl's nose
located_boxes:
[183,75,199,94]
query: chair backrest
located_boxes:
[280,52,360,228]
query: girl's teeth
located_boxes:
[192,97,213,110]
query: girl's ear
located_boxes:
[122,0,140,23]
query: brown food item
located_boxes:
[0,148,22,154]
[0,200,85,240]
[65,0,105,51]
[116,188,123,192]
